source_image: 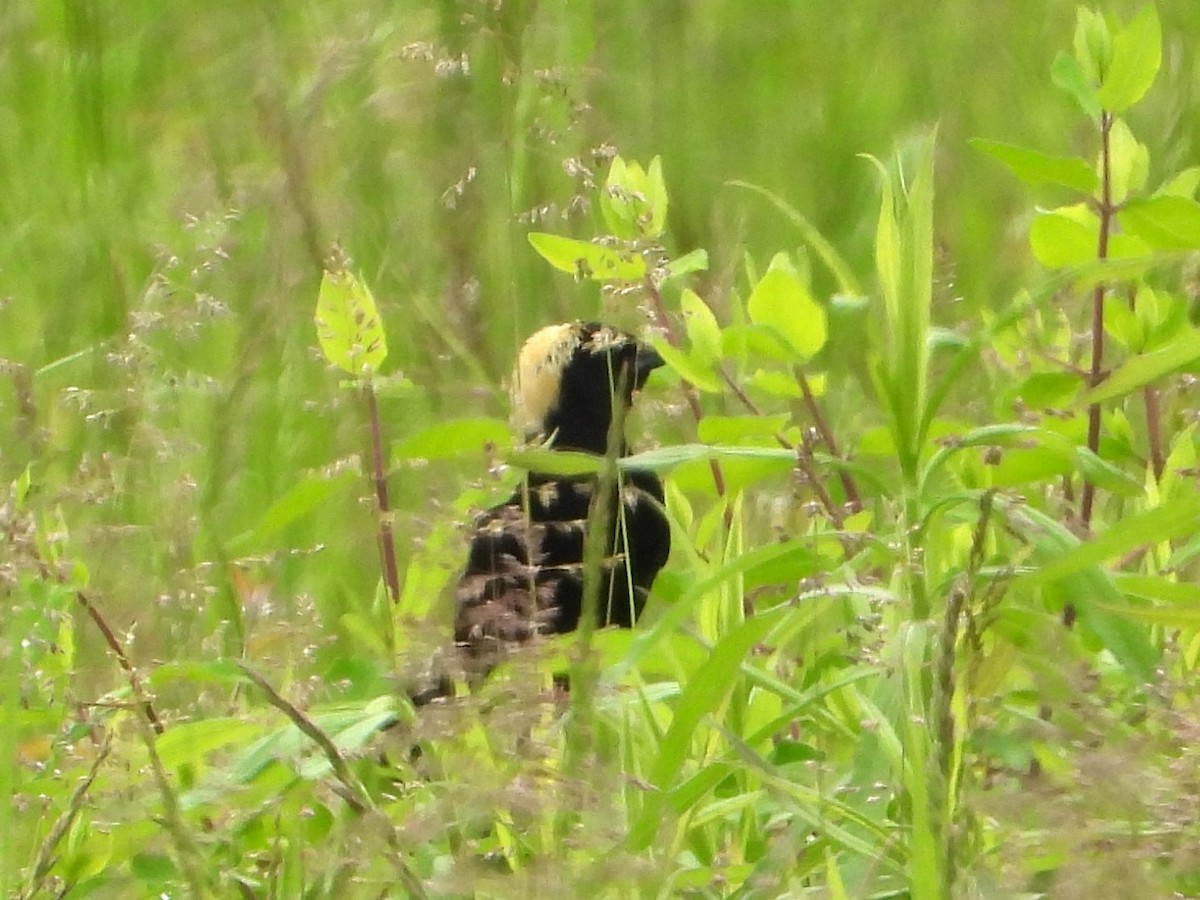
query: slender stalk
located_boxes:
[365,384,401,603]
[1144,384,1164,481]
[797,366,862,512]
[1079,111,1115,528]
[643,276,728,502]
[26,541,164,733]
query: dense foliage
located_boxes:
[3,2,1200,897]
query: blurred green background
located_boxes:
[1,0,1195,674]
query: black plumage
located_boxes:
[451,321,671,677]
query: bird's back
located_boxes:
[453,467,668,671]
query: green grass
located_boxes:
[3,1,1200,897]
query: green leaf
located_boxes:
[646,155,669,237]
[1156,166,1200,200]
[1015,371,1082,408]
[157,718,263,769]
[680,288,722,363]
[627,606,787,850]
[598,155,668,240]
[1029,210,1098,267]
[1119,195,1200,251]
[1073,8,1113,86]
[1114,572,1200,606]
[747,368,803,398]
[599,155,634,238]
[1017,495,1200,586]
[394,417,510,462]
[1079,327,1200,405]
[696,414,790,445]
[1107,118,1149,205]
[1006,504,1158,681]
[1051,50,1101,121]
[651,337,722,392]
[1096,4,1161,113]
[504,446,601,477]
[622,443,794,474]
[1103,292,1144,352]
[527,232,646,281]
[664,248,709,282]
[746,258,827,360]
[315,268,388,376]
[720,323,801,364]
[969,139,1097,193]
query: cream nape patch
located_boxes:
[509,322,583,440]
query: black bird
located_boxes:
[451,321,671,680]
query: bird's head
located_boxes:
[510,321,665,454]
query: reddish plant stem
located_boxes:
[27,548,163,733]
[1079,111,1114,529]
[797,368,862,512]
[642,277,729,503]
[1144,384,1165,481]
[365,385,401,603]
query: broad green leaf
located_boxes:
[315,268,388,376]
[680,288,722,363]
[504,446,601,476]
[622,443,794,474]
[1107,118,1149,205]
[746,261,827,360]
[747,368,803,398]
[1015,371,1081,408]
[1018,495,1200,585]
[527,232,646,281]
[1096,4,1161,113]
[1093,598,1200,629]
[646,155,669,237]
[1119,195,1200,251]
[1103,292,1144,352]
[969,139,1097,193]
[988,448,1073,488]
[599,155,633,238]
[1029,210,1097,267]
[1079,327,1200,405]
[394,417,510,462]
[664,248,709,282]
[1156,167,1200,200]
[1051,51,1101,121]
[1006,504,1157,681]
[157,718,262,770]
[651,337,722,392]
[1073,8,1112,86]
[696,414,790,445]
[1131,284,1161,349]
[598,155,667,239]
[1114,572,1200,606]
[720,323,800,364]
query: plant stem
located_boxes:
[365,384,401,603]
[643,276,729,503]
[797,367,862,512]
[1079,111,1114,529]
[1144,384,1165,481]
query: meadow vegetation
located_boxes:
[3,2,1200,897]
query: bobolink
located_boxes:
[451,321,671,681]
